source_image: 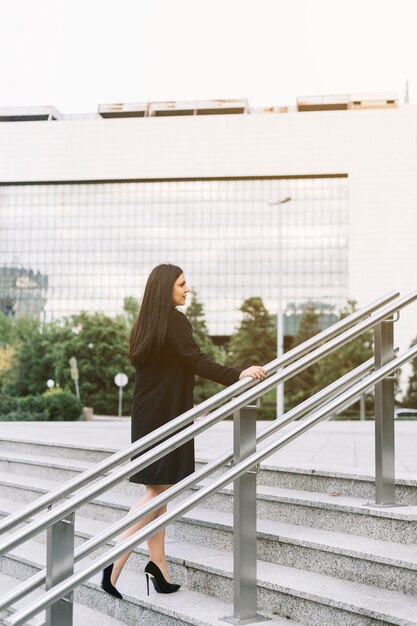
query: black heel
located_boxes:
[144,561,180,594]
[101,564,123,599]
[146,572,150,596]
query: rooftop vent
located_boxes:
[297,94,350,112]
[0,106,61,122]
[149,99,249,116]
[149,101,196,117]
[250,105,292,114]
[98,102,148,118]
[195,99,249,116]
[297,92,398,112]
[349,92,398,109]
[97,99,249,118]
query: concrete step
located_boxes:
[2,488,417,600]
[4,436,417,506]
[2,536,417,626]
[2,430,417,624]
[3,438,417,506]
[0,470,146,510]
[2,470,417,547]
[0,438,113,463]
[0,451,144,498]
[170,506,417,596]
[81,478,417,546]
[0,572,127,626]
[195,481,417,544]
[254,463,417,505]
[0,544,300,626]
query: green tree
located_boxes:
[316,300,373,390]
[228,297,277,419]
[123,296,140,328]
[285,302,321,410]
[404,337,417,408]
[53,312,135,415]
[0,312,39,349]
[0,347,15,379]
[2,312,135,415]
[228,297,277,368]
[1,316,54,396]
[285,300,374,416]
[186,292,227,404]
[0,314,43,388]
[0,312,14,348]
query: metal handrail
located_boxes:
[0,290,398,537]
[1,290,414,559]
[8,343,417,626]
[1,290,415,560]
[2,290,416,624]
[0,357,375,611]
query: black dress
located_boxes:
[130,308,241,485]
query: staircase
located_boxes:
[1,424,417,626]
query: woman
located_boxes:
[101,264,266,598]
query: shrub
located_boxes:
[1,409,48,421]
[19,395,48,415]
[0,392,82,421]
[0,395,19,417]
[43,392,82,421]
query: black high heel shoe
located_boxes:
[101,563,123,599]
[144,561,180,595]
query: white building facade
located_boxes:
[0,95,416,355]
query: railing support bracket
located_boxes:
[373,320,396,506]
[46,513,75,626]
[222,401,270,625]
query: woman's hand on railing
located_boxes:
[239,366,266,380]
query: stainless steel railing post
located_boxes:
[46,513,75,626]
[223,401,269,625]
[373,317,396,505]
[8,342,417,626]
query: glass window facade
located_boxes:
[0,176,348,336]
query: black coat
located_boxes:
[130,308,241,485]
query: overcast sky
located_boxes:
[0,0,415,114]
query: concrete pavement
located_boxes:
[2,418,417,477]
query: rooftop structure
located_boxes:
[0,92,398,122]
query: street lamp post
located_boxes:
[268,196,292,418]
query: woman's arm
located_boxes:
[167,310,265,385]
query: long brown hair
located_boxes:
[129,264,183,366]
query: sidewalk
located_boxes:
[2,419,417,477]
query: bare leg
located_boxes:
[111,484,172,586]
[147,524,170,580]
